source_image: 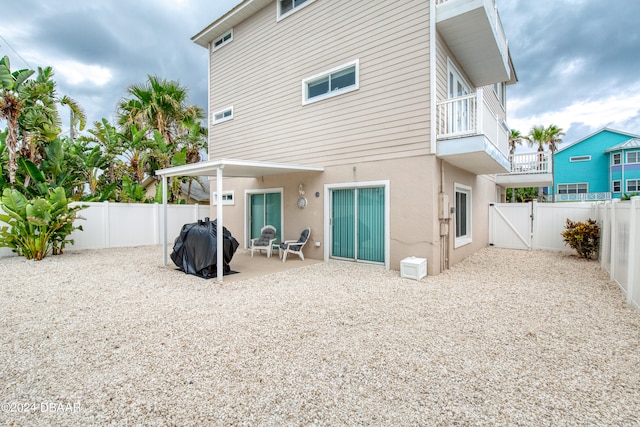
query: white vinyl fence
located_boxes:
[489,201,596,251]
[0,202,211,258]
[594,198,640,312]
[490,199,640,312]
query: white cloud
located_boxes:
[509,92,640,136]
[53,60,113,86]
[554,58,585,77]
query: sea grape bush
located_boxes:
[562,218,599,259]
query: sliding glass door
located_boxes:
[331,186,385,264]
[249,191,282,243]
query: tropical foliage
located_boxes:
[0,55,207,259]
[562,218,599,259]
[0,187,84,260]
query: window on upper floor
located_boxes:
[213,106,233,124]
[627,151,640,164]
[570,155,591,162]
[213,30,233,51]
[278,0,316,20]
[612,180,621,193]
[454,184,472,248]
[627,179,640,192]
[302,60,359,105]
[558,183,588,194]
[612,153,621,165]
[493,82,506,108]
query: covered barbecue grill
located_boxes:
[171,218,239,278]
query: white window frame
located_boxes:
[454,183,472,248]
[626,179,640,192]
[612,153,621,165]
[626,151,640,164]
[277,0,317,21]
[493,82,506,108]
[570,155,591,162]
[212,29,233,51]
[558,183,588,194]
[212,190,235,205]
[612,180,621,193]
[212,106,233,124]
[302,60,359,105]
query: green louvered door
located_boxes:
[331,187,385,264]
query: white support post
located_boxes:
[162,175,168,266]
[104,201,110,248]
[627,197,638,305]
[610,200,616,282]
[216,167,224,282]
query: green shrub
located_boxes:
[0,187,85,260]
[562,218,599,259]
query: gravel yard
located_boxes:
[1,246,639,426]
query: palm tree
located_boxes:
[526,124,564,201]
[17,66,86,189]
[0,55,34,184]
[509,129,523,156]
[117,75,207,202]
[117,75,204,145]
[544,124,564,202]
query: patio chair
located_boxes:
[279,227,311,262]
[249,225,277,258]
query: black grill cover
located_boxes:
[170,218,239,278]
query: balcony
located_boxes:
[555,192,612,202]
[436,88,510,175]
[436,0,512,86]
[496,152,554,188]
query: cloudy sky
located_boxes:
[1,0,639,150]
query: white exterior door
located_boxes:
[448,64,471,134]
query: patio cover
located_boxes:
[156,159,324,281]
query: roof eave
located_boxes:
[191,0,271,48]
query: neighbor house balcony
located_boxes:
[436,88,510,175]
[495,152,554,188]
[436,0,512,86]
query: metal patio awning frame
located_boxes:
[156,159,324,282]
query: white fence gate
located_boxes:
[489,201,596,252]
[488,203,532,249]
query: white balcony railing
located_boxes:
[507,152,551,175]
[436,88,509,156]
[555,192,612,202]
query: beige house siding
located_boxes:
[209,0,432,166]
[195,1,516,276]
[210,155,443,275]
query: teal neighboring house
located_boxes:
[554,128,640,201]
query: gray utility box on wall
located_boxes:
[400,257,427,280]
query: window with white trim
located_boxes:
[493,82,506,107]
[278,0,316,20]
[612,153,621,165]
[570,155,591,162]
[626,151,640,164]
[627,179,640,192]
[558,183,588,194]
[612,180,621,193]
[302,60,359,104]
[212,191,235,205]
[213,106,233,124]
[454,184,472,248]
[213,30,233,51]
